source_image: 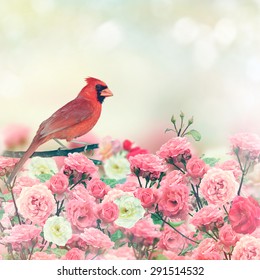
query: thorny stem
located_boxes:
[3,144,101,163]
[137,175,143,188]
[145,177,149,188]
[191,184,202,210]
[28,239,37,260]
[223,205,229,216]
[181,123,192,137]
[155,213,199,244]
[56,199,64,216]
[202,229,218,242]
[7,180,22,225]
[0,223,4,232]
[171,162,185,174]
[235,150,251,196]
[172,121,178,135]
[178,114,184,136]
[70,176,87,190]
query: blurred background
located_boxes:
[1,0,260,155]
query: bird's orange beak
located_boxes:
[100,88,113,97]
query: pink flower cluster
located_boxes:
[157,137,192,162]
[230,133,260,158]
[1,126,260,260]
[129,153,167,180]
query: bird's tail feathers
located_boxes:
[7,136,44,185]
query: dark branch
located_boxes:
[2,144,102,165]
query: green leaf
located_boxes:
[151,213,163,225]
[11,216,20,224]
[202,157,220,167]
[154,254,169,260]
[101,178,126,188]
[165,128,174,133]
[179,244,197,256]
[36,173,53,183]
[0,209,4,220]
[0,192,12,201]
[168,220,185,228]
[111,230,125,242]
[186,129,201,141]
[51,248,68,258]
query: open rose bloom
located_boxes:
[1,121,260,260]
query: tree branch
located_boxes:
[2,144,102,165]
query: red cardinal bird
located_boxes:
[7,77,113,185]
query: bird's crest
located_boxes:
[85,77,106,86]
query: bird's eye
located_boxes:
[96,84,107,92]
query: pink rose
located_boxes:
[87,178,109,199]
[157,137,192,162]
[103,246,136,260]
[102,189,128,203]
[216,159,242,181]
[157,225,189,252]
[80,228,114,249]
[127,217,161,245]
[48,173,69,194]
[186,157,208,178]
[219,224,240,248]
[232,235,260,260]
[0,157,19,177]
[200,168,237,205]
[66,199,96,231]
[191,205,224,231]
[134,188,159,208]
[13,176,40,195]
[31,251,57,260]
[17,184,56,225]
[230,132,260,159]
[160,170,187,186]
[129,153,168,180]
[229,196,260,234]
[158,183,189,219]
[62,248,85,260]
[68,184,95,203]
[66,234,88,251]
[2,224,41,244]
[64,153,98,175]
[116,177,138,192]
[97,201,119,223]
[193,238,222,260]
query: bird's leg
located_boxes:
[54,138,67,149]
[69,140,93,154]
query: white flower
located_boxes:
[114,195,145,228]
[103,153,130,180]
[43,216,72,246]
[26,157,58,179]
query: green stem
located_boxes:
[171,162,185,174]
[70,176,87,190]
[145,177,149,188]
[191,184,202,210]
[203,229,218,241]
[181,123,192,137]
[155,213,199,244]
[9,185,22,225]
[137,175,143,188]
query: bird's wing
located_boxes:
[38,97,95,138]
